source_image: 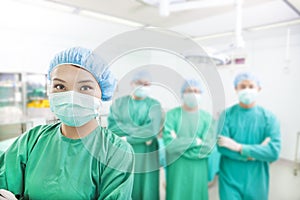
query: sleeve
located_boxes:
[198,117,218,157]
[240,114,281,162]
[162,110,202,160]
[107,100,128,137]
[182,115,217,159]
[98,142,135,200]
[217,111,248,161]
[0,126,45,195]
[0,133,30,194]
[108,99,163,144]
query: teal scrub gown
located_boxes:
[163,107,214,200]
[218,104,281,200]
[107,96,162,200]
[0,123,134,200]
[208,146,220,182]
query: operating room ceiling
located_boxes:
[47,0,300,37]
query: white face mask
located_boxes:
[183,93,201,108]
[133,86,150,98]
[49,91,101,127]
[238,89,258,105]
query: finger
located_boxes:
[218,138,224,143]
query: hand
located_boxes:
[146,140,153,146]
[170,130,177,139]
[218,136,242,152]
[196,138,202,146]
[0,189,17,200]
[261,137,271,146]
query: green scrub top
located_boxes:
[107,96,163,200]
[0,123,134,200]
[163,107,214,200]
[218,104,281,200]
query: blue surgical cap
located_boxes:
[181,79,203,95]
[48,47,117,101]
[131,70,152,83]
[234,72,260,88]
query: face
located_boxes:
[49,64,102,99]
[235,80,261,92]
[132,79,151,87]
[184,86,201,94]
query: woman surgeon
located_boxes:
[0,47,134,200]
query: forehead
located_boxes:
[237,79,258,86]
[50,64,97,83]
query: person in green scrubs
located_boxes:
[217,72,281,200]
[163,79,214,200]
[0,47,134,200]
[107,71,163,200]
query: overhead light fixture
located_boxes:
[247,18,300,31]
[194,18,300,41]
[138,0,234,17]
[79,10,144,27]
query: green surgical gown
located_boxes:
[0,123,134,200]
[163,107,214,200]
[218,104,281,200]
[107,96,162,200]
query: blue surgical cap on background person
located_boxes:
[181,79,203,95]
[131,70,152,83]
[234,72,261,88]
[48,47,117,101]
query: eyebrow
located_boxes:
[52,78,66,83]
[77,80,95,84]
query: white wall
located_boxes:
[200,25,300,161]
[0,0,133,74]
[110,49,214,113]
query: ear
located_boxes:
[235,86,239,93]
[257,87,262,92]
[130,82,135,87]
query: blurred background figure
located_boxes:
[163,79,214,200]
[217,72,281,200]
[108,70,163,200]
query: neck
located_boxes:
[61,119,98,139]
[182,104,199,112]
[132,95,146,100]
[239,102,256,109]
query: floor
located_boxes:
[160,159,300,200]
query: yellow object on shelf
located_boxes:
[27,99,50,108]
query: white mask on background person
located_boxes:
[49,91,101,127]
[134,86,150,99]
[238,88,258,105]
[183,93,201,108]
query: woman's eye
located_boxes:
[53,84,65,90]
[80,86,93,91]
